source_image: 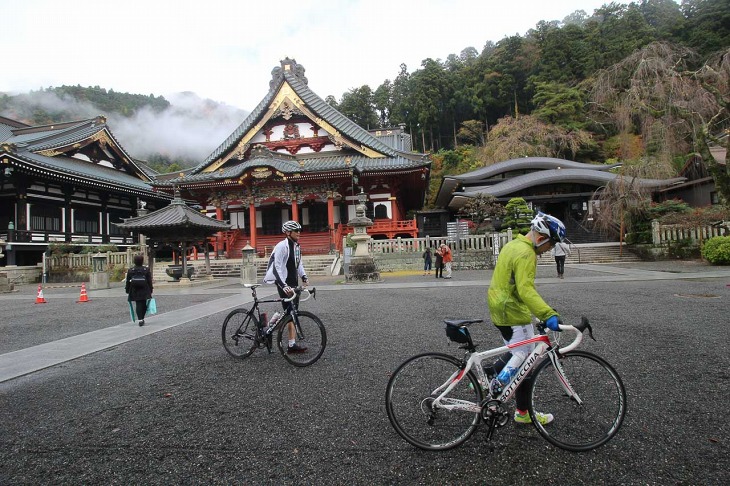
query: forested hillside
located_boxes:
[0,0,727,203]
[323,0,728,207]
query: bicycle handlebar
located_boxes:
[283,286,316,303]
[552,316,595,353]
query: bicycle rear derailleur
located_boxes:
[480,400,509,440]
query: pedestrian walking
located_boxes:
[551,241,570,278]
[125,254,153,326]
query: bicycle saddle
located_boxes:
[443,319,483,327]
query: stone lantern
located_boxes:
[240,241,257,284]
[346,189,381,282]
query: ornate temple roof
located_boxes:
[0,116,169,201]
[173,58,429,187]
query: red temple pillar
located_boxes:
[215,206,224,257]
[327,196,335,250]
[248,202,257,250]
[292,200,299,223]
[390,197,400,221]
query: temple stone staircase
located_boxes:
[537,242,641,265]
[152,255,338,281]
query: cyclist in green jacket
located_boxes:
[487,212,566,425]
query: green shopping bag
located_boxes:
[128,302,136,322]
[147,298,157,315]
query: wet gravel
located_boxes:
[1,263,728,484]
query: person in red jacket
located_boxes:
[440,244,453,279]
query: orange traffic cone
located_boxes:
[35,285,47,304]
[77,282,90,303]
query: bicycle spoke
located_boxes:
[529,351,626,451]
[277,311,326,367]
[385,353,483,451]
[222,308,260,359]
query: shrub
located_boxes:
[48,243,77,255]
[701,236,730,265]
[667,238,700,259]
[109,265,127,282]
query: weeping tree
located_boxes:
[478,115,594,164]
[589,42,730,205]
[589,176,653,246]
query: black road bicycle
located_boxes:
[222,284,326,367]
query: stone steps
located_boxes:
[537,243,641,265]
[152,255,337,281]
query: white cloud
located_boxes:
[2,0,639,110]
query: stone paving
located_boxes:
[1,261,729,484]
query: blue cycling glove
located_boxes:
[545,315,561,331]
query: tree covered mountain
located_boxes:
[0,87,246,173]
[0,0,727,200]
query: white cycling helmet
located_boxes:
[530,212,566,245]
[282,220,302,233]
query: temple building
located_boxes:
[154,58,431,257]
[0,115,170,265]
[434,157,686,240]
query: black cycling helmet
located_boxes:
[282,220,302,233]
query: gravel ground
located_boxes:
[1,262,728,485]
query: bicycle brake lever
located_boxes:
[579,316,596,341]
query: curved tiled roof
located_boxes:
[449,157,620,182]
[190,58,418,176]
[458,169,685,198]
[161,147,428,186]
[115,194,231,231]
[12,151,165,196]
[0,116,168,200]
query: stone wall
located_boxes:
[0,265,42,284]
[373,250,494,273]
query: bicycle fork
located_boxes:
[546,349,582,404]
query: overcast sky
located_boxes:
[2,0,638,111]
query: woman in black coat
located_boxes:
[125,254,153,326]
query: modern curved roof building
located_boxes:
[436,157,685,211]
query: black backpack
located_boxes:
[129,269,147,289]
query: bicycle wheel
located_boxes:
[528,350,626,451]
[276,311,327,367]
[385,353,483,451]
[222,308,260,359]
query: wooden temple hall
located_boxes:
[156,58,431,257]
[0,58,431,266]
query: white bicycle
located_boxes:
[385,317,626,452]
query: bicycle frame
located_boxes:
[433,324,586,412]
[244,284,310,338]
